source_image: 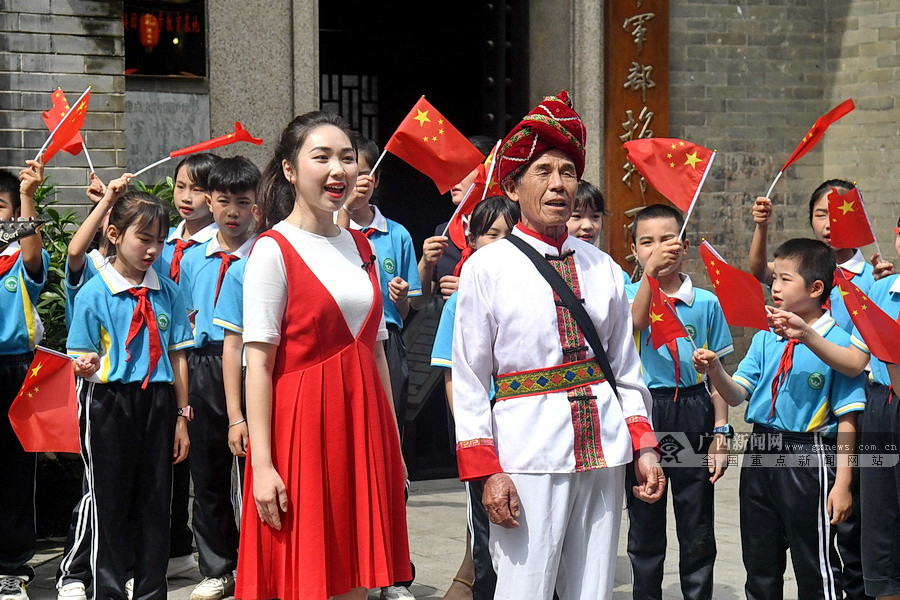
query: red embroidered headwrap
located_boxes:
[496,90,587,184]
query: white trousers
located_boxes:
[490,466,626,600]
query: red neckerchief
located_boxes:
[453,246,474,278]
[0,249,21,279]
[769,338,799,420]
[361,227,376,239]
[214,252,239,305]
[169,239,195,283]
[125,287,163,389]
[516,224,568,254]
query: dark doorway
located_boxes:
[319,0,529,245]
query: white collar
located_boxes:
[205,234,256,259]
[167,221,219,244]
[663,273,695,306]
[511,225,572,255]
[96,259,161,295]
[1,241,20,257]
[889,274,900,295]
[349,205,388,233]
[838,249,865,275]
[778,311,833,342]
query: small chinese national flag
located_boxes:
[699,241,769,331]
[385,97,485,194]
[41,89,90,164]
[827,186,875,249]
[781,99,855,172]
[835,274,900,365]
[623,138,715,212]
[448,140,502,249]
[646,276,689,350]
[8,347,80,453]
[169,122,263,158]
[41,88,84,161]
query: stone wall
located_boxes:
[0,0,125,207]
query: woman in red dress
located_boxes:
[235,112,411,600]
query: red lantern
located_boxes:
[140,13,160,51]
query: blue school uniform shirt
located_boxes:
[732,312,866,435]
[625,274,734,389]
[67,261,194,384]
[849,273,900,387]
[828,249,874,331]
[348,206,422,329]
[64,249,107,329]
[212,259,246,335]
[155,220,219,280]
[431,292,458,368]
[179,235,255,348]
[0,242,49,354]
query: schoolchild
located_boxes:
[566,180,605,246]
[157,153,221,282]
[415,135,494,306]
[0,161,49,600]
[177,156,260,600]
[694,238,866,600]
[431,195,519,600]
[623,204,733,600]
[336,135,422,442]
[67,188,193,600]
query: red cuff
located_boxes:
[626,417,659,453]
[456,440,503,482]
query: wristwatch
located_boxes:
[712,424,734,439]
[177,406,194,421]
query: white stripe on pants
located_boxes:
[490,466,626,600]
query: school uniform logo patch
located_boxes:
[157,313,170,331]
[808,372,825,390]
[3,276,17,292]
[685,324,697,340]
[382,257,396,275]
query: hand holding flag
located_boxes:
[384,97,485,194]
[699,240,769,331]
[835,273,900,365]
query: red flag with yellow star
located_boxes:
[623,138,715,213]
[781,99,855,172]
[8,347,79,453]
[385,97,485,194]
[41,88,84,161]
[835,273,900,364]
[827,186,875,249]
[698,240,769,331]
[448,139,502,248]
[646,276,689,350]
[40,89,90,164]
[169,122,263,157]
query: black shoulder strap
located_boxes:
[505,234,620,400]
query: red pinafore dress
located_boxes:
[235,229,411,600]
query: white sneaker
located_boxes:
[167,554,198,578]
[125,578,133,600]
[0,576,28,600]
[380,586,415,600]
[190,574,235,600]
[56,582,86,600]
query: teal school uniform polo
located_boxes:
[732,313,866,435]
[0,242,49,354]
[849,273,900,387]
[625,275,734,389]
[67,261,194,384]
[64,249,107,329]
[155,221,218,281]
[212,259,246,335]
[430,292,458,368]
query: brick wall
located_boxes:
[0,0,125,209]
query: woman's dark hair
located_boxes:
[808,179,854,223]
[173,152,221,190]
[468,195,520,241]
[574,180,605,214]
[774,237,836,304]
[257,111,356,231]
[108,191,169,242]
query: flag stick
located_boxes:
[35,86,91,161]
[764,170,783,200]
[132,156,172,179]
[368,149,388,179]
[440,182,477,238]
[858,188,883,259]
[678,151,717,241]
[82,142,95,173]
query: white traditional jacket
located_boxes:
[452,226,656,480]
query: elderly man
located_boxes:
[452,91,664,599]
